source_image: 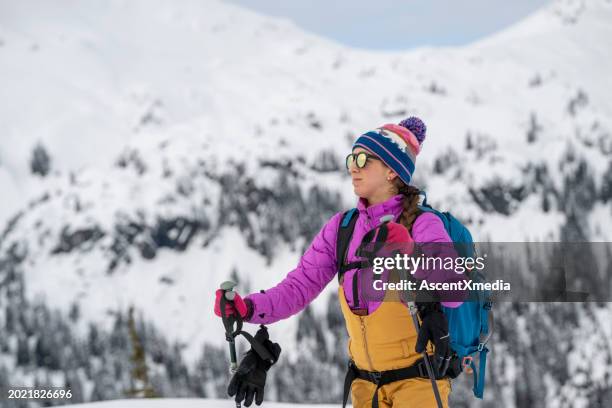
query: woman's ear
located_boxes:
[386,171,397,182]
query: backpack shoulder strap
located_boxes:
[336,208,360,283]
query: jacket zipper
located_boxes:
[359,213,375,371]
[360,317,375,371]
[353,214,370,309]
[353,272,360,308]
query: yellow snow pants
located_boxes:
[339,285,451,407]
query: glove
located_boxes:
[357,216,415,259]
[415,301,451,378]
[215,289,252,320]
[228,326,282,407]
[381,219,415,256]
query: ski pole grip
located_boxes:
[220,280,237,292]
[219,280,244,336]
[220,280,238,301]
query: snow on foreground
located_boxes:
[70,398,341,408]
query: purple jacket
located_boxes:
[245,194,464,325]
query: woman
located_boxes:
[215,117,464,407]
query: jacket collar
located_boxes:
[356,194,404,222]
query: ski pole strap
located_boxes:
[342,359,446,408]
[236,329,275,364]
[219,293,276,364]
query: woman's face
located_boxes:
[349,147,397,202]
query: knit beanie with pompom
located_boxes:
[352,116,427,185]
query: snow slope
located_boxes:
[70,399,340,408]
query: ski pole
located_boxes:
[219,280,241,408]
[396,262,444,408]
[408,300,443,408]
[377,214,444,407]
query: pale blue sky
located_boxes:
[226,0,551,50]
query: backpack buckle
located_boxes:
[462,356,474,374]
[477,342,486,352]
[417,361,426,378]
[367,371,382,384]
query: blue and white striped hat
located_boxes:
[352,117,427,185]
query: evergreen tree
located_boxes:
[0,364,9,388]
[35,334,60,370]
[195,343,228,398]
[527,112,542,143]
[88,323,104,357]
[69,302,80,323]
[5,306,15,334]
[90,363,118,402]
[30,143,51,177]
[125,306,157,398]
[64,370,85,403]
[16,334,30,366]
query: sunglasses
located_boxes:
[345,152,380,170]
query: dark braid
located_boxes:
[393,179,421,234]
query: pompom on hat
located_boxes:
[352,116,427,185]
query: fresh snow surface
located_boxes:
[70,398,342,408]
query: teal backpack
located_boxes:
[416,192,493,399]
[336,191,494,399]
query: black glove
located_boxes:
[228,326,281,407]
[415,301,451,378]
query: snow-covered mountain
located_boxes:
[1,0,611,406]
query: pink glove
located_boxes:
[214,289,251,319]
[383,220,415,255]
[360,217,414,257]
